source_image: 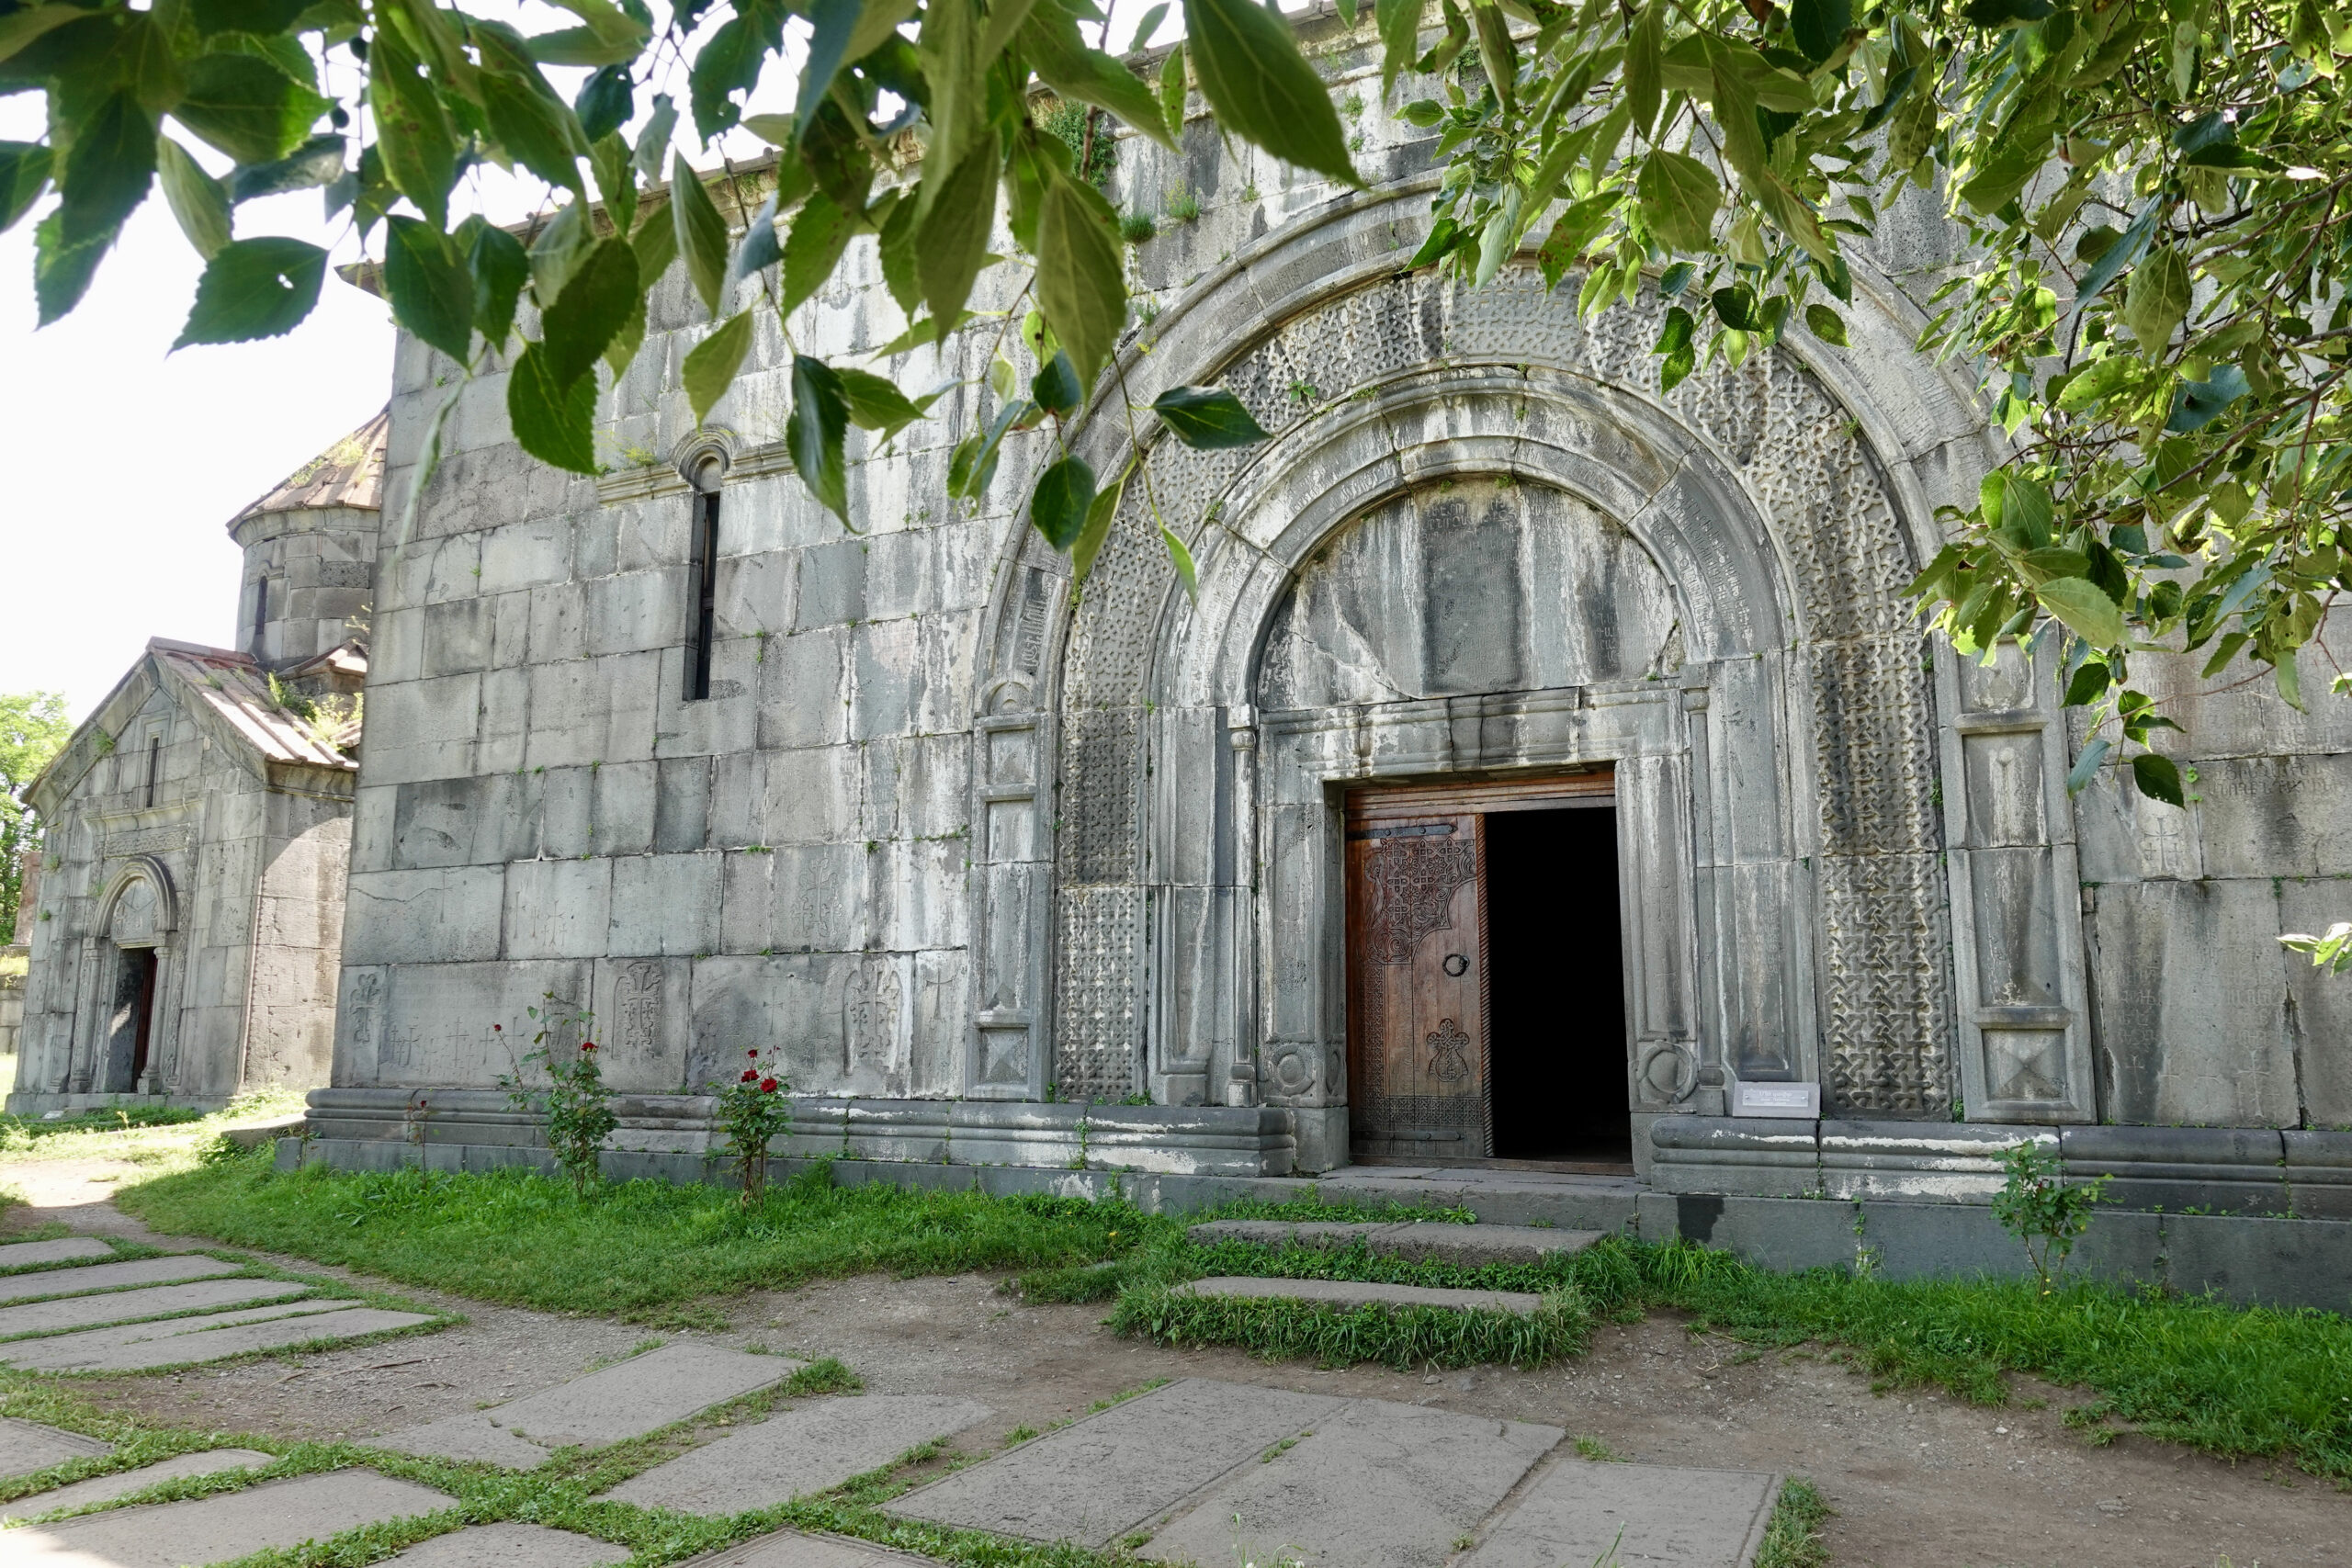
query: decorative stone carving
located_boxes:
[671,427,739,493]
[1050,265,1954,1116]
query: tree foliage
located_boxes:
[6,0,2351,795]
[0,691,73,942]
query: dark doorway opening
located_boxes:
[105,947,158,1092]
[1482,806,1631,1163]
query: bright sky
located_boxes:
[0,1,1188,723]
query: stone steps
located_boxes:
[1188,1217,1603,1265]
[1176,1276,1550,1316]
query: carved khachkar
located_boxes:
[1363,836,1477,965]
[616,961,662,1062]
[1054,267,1951,1116]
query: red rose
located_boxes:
[492,1023,502,1032]
[760,1077,777,1093]
[580,1041,596,1051]
[747,1049,758,1058]
[741,1069,757,1082]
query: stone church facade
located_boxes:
[308,17,2349,1209]
[10,421,381,1114]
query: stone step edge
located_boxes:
[1173,1277,1550,1315]
[1186,1219,1604,1258]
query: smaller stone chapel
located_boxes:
[8,416,384,1114]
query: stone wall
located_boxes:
[13,661,351,1112]
[332,9,2348,1174]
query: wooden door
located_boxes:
[1347,802,1490,1159]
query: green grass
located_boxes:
[116,1156,2352,1481]
[0,1089,307,1166]
[119,1156,1154,1326]
[1753,1479,1830,1568]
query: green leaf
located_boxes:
[1183,0,1360,186]
[589,133,639,236]
[1374,0,1420,95]
[948,400,1025,501]
[368,21,455,229]
[1159,46,1189,139]
[1791,0,1850,62]
[156,137,232,259]
[1151,385,1269,447]
[2130,752,2184,807]
[228,134,345,203]
[1034,351,1082,415]
[671,151,730,316]
[911,137,999,344]
[781,191,854,316]
[1035,168,1126,385]
[60,90,157,249]
[384,215,474,363]
[2064,735,2110,795]
[1962,0,2052,27]
[0,6,85,63]
[2168,365,2249,433]
[2061,659,2111,707]
[633,94,679,183]
[1074,457,1132,584]
[529,200,594,304]
[174,235,325,347]
[482,69,586,194]
[2074,197,2160,312]
[876,193,921,316]
[1160,524,1198,602]
[2037,578,2124,649]
[2121,245,2189,351]
[1024,0,1181,148]
[684,309,755,425]
[1804,302,1848,346]
[1634,150,1718,253]
[508,340,599,473]
[1626,4,1662,139]
[1128,1,1170,51]
[173,53,326,167]
[576,64,634,144]
[629,204,677,293]
[1032,454,1097,550]
[789,355,854,525]
[466,219,529,345]
[835,366,931,441]
[188,0,311,32]
[0,142,53,234]
[33,210,109,325]
[2000,475,2053,547]
[542,237,639,385]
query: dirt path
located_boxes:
[6,1156,2342,1568]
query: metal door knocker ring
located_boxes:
[1442,953,1470,977]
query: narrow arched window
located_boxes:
[684,491,719,701]
[144,736,160,807]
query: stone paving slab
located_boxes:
[10,1469,454,1566]
[387,1522,628,1565]
[6,1302,435,1372]
[0,1279,314,1340]
[0,1417,109,1479]
[1,1449,276,1519]
[606,1395,995,1514]
[382,1343,797,1465]
[1141,1399,1564,1568]
[1177,1276,1548,1315]
[1187,1220,1601,1266]
[1458,1459,1781,1567]
[0,1256,243,1305]
[887,1378,1347,1546]
[0,1238,116,1271]
[683,1529,941,1566]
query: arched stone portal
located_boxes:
[961,186,2094,1167]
